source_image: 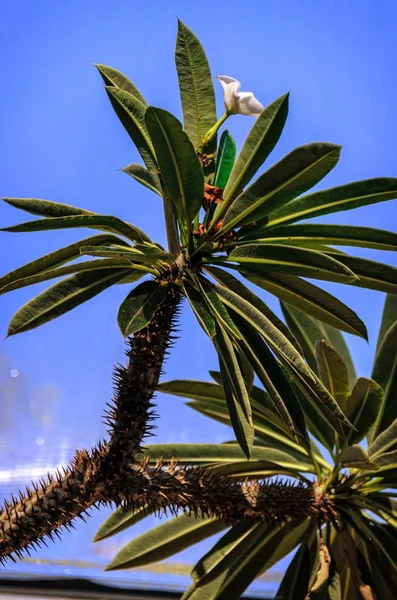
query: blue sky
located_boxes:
[1,0,397,591]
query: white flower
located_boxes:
[217,75,264,117]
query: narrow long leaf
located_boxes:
[175,20,217,151]
[266,177,397,227]
[7,268,131,336]
[2,197,93,218]
[93,504,154,542]
[324,251,397,294]
[105,87,158,174]
[1,214,151,244]
[315,340,350,411]
[145,107,204,227]
[105,513,227,571]
[182,281,216,338]
[244,223,397,252]
[205,266,302,353]
[121,163,161,195]
[95,63,147,104]
[346,378,383,445]
[0,234,130,291]
[370,320,397,442]
[221,143,341,232]
[224,244,357,283]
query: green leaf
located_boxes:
[1,259,144,294]
[221,93,289,208]
[244,223,397,252]
[93,504,154,542]
[205,266,302,354]
[213,282,325,381]
[346,378,383,445]
[145,107,204,229]
[213,326,254,457]
[369,418,397,459]
[143,443,314,470]
[117,280,167,337]
[221,143,341,232]
[0,234,129,291]
[213,130,236,189]
[323,251,397,294]
[175,20,217,151]
[95,63,147,104]
[370,319,397,442]
[223,244,357,283]
[196,275,241,339]
[279,299,357,382]
[105,513,227,571]
[121,163,161,196]
[7,268,131,336]
[275,532,320,600]
[232,315,308,443]
[105,87,157,174]
[315,340,350,411]
[377,293,397,354]
[2,197,93,218]
[186,400,313,462]
[182,281,216,339]
[1,214,151,244]
[266,177,397,228]
[374,450,397,471]
[191,521,257,586]
[157,380,226,403]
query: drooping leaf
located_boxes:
[121,163,161,196]
[213,326,254,457]
[213,130,236,189]
[205,266,302,353]
[369,418,397,459]
[220,93,289,209]
[315,340,350,411]
[243,223,397,252]
[280,300,357,383]
[232,314,308,443]
[105,513,227,571]
[93,504,154,542]
[145,107,204,229]
[266,177,397,228]
[117,279,167,337]
[7,268,131,336]
[157,379,226,403]
[1,259,144,294]
[182,281,216,339]
[222,244,357,284]
[105,87,157,174]
[175,20,217,152]
[221,143,341,232]
[142,443,314,470]
[95,63,147,104]
[191,521,257,586]
[376,293,397,354]
[346,378,383,445]
[369,319,397,442]
[213,282,320,381]
[195,275,241,339]
[2,197,93,218]
[323,251,397,294]
[0,234,130,291]
[275,530,320,600]
[1,214,151,244]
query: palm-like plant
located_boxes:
[96,294,397,600]
[2,21,397,456]
[0,20,397,569]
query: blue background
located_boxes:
[0,0,396,595]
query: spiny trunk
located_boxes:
[0,284,329,566]
[0,286,181,563]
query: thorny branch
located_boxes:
[0,284,325,565]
